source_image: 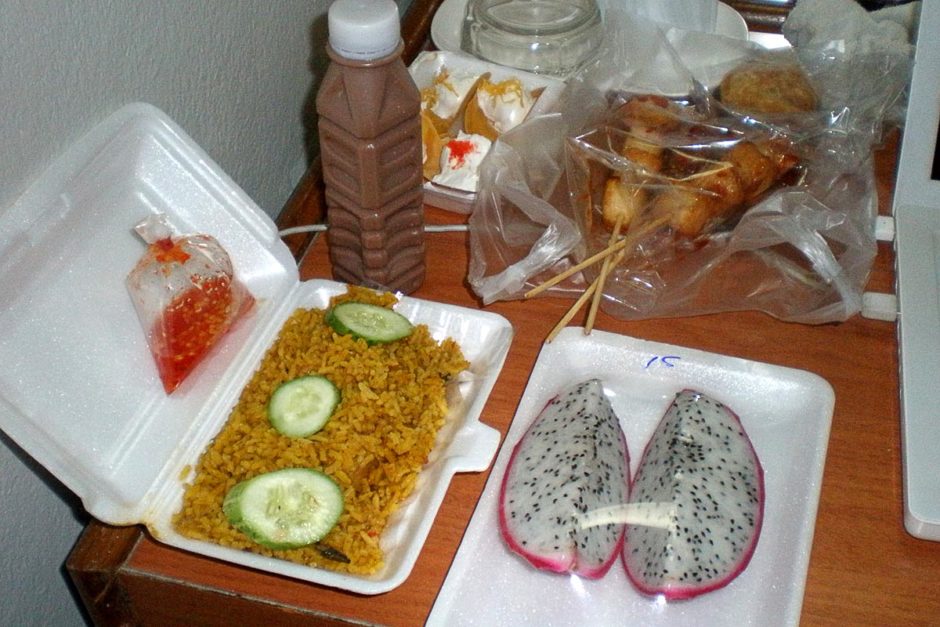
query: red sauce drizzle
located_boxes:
[447,139,475,167]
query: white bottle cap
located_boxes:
[328,0,401,61]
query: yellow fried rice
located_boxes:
[172,286,468,574]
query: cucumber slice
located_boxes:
[268,375,340,438]
[326,301,414,344]
[222,468,344,550]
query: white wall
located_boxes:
[0,1,332,624]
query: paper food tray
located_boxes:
[429,327,834,626]
[0,102,511,595]
[409,50,565,213]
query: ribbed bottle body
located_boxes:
[316,46,426,294]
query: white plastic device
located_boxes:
[892,1,940,541]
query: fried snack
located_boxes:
[431,132,493,192]
[655,137,801,237]
[620,135,665,174]
[599,134,662,231]
[612,94,686,132]
[599,92,803,238]
[464,77,540,142]
[421,110,447,180]
[651,186,721,237]
[420,69,488,135]
[653,162,742,237]
[602,175,648,231]
[753,137,801,178]
[718,61,818,114]
[600,134,800,238]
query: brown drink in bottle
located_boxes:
[316,0,426,294]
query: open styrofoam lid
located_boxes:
[0,103,299,523]
[0,103,511,594]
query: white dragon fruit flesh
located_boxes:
[623,389,764,600]
[499,379,631,579]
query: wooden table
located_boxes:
[67,132,940,625]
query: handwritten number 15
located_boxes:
[645,355,681,368]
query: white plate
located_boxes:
[429,0,468,54]
[428,327,834,626]
[432,0,750,78]
[0,103,513,595]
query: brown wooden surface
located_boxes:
[68,132,940,625]
[723,0,795,32]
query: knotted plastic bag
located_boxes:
[467,8,910,324]
[126,214,253,393]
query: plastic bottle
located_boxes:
[316,0,426,294]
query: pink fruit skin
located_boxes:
[497,433,629,579]
[498,382,630,580]
[623,389,765,600]
[625,506,763,600]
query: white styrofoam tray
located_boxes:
[0,102,512,594]
[409,50,565,213]
[429,327,834,626]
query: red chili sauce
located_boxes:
[147,238,253,393]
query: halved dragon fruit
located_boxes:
[623,389,765,600]
[498,379,630,579]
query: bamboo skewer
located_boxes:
[526,214,671,300]
[585,214,625,334]
[524,237,630,299]
[584,249,627,335]
[538,214,671,343]
[546,279,599,343]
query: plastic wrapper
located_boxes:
[126,214,254,393]
[467,9,912,323]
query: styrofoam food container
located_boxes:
[410,50,565,213]
[0,103,512,594]
[430,327,834,626]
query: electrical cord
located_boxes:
[278,223,469,237]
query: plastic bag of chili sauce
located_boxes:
[126,214,254,394]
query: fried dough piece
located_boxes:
[718,62,818,114]
[613,94,685,132]
[651,186,721,237]
[421,110,447,180]
[421,69,488,135]
[653,163,744,237]
[599,132,664,231]
[598,90,804,239]
[754,137,800,178]
[464,77,538,142]
[621,135,664,174]
[693,164,745,210]
[725,142,776,202]
[602,175,648,231]
[724,137,801,200]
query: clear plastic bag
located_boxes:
[467,9,911,323]
[126,214,253,393]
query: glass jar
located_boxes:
[461,0,604,78]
